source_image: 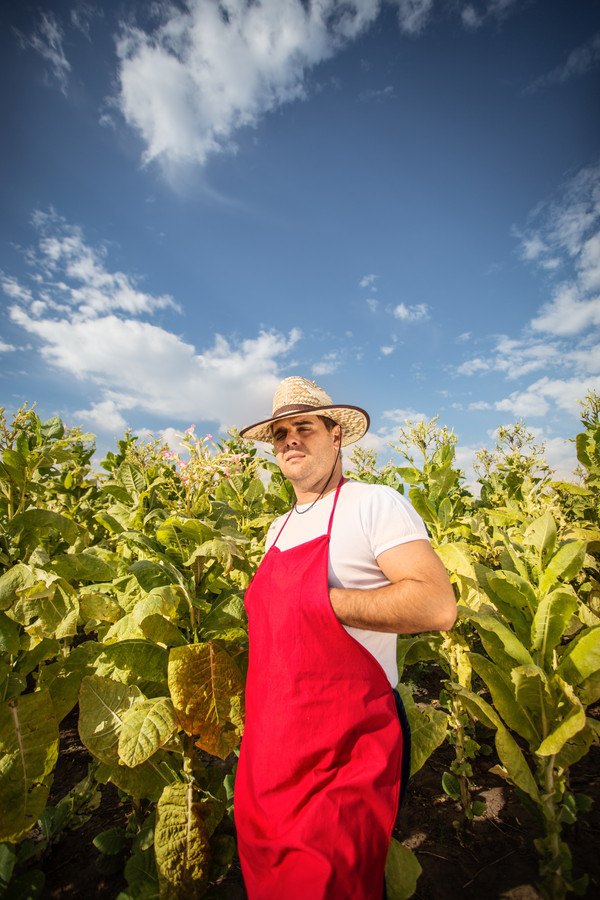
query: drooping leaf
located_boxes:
[8,509,79,549]
[396,684,448,775]
[557,626,600,687]
[78,675,142,765]
[468,653,538,743]
[118,697,178,767]
[530,588,578,667]
[384,837,422,900]
[14,584,79,642]
[80,592,124,625]
[467,612,533,670]
[510,665,553,742]
[168,642,245,759]
[139,615,187,648]
[154,782,211,898]
[523,513,557,562]
[536,680,586,756]
[539,541,587,594]
[0,564,32,611]
[129,560,180,592]
[0,689,59,842]
[0,611,21,655]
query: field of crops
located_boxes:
[0,397,599,900]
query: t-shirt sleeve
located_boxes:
[362,485,430,559]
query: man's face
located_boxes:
[271,415,341,489]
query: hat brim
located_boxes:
[240,404,370,447]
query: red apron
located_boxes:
[234,479,403,899]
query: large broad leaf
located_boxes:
[79,592,124,625]
[8,509,79,549]
[0,564,33,611]
[385,838,422,900]
[453,685,539,802]
[139,615,187,648]
[37,643,98,722]
[468,653,538,743]
[530,588,578,668]
[0,689,59,842]
[121,844,159,899]
[468,612,533,671]
[539,541,587,594]
[78,675,142,765]
[154,782,211,898]
[168,643,245,759]
[555,718,600,769]
[484,572,534,645]
[396,684,448,776]
[118,697,178,767]
[510,665,553,743]
[557,626,600,687]
[14,584,79,642]
[93,640,169,689]
[523,513,557,562]
[133,590,182,625]
[129,560,180,592]
[50,551,117,583]
[96,750,180,803]
[0,611,21,655]
[434,542,476,579]
[118,462,146,495]
[536,679,586,756]
[396,636,441,680]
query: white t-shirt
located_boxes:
[265,479,430,687]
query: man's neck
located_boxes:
[293,468,343,506]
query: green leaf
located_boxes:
[468,653,537,743]
[168,642,245,760]
[118,697,178,767]
[118,463,146,495]
[395,684,448,775]
[510,665,553,741]
[530,588,578,667]
[557,626,600,687]
[93,827,129,856]
[0,611,21,655]
[129,560,179,592]
[93,640,169,689]
[78,675,142,765]
[484,571,535,644]
[50,551,116,583]
[154,782,212,898]
[540,542,587,594]
[523,513,557,561]
[536,680,586,756]
[555,718,599,769]
[441,772,461,801]
[467,612,533,670]
[0,564,32,611]
[80,592,124,625]
[452,686,539,801]
[96,750,179,802]
[9,509,79,548]
[384,838,422,900]
[121,845,159,899]
[139,616,187,648]
[0,689,59,842]
[407,488,437,525]
[37,643,98,722]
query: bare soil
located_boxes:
[37,701,600,900]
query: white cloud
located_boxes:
[358,85,395,102]
[456,331,472,343]
[70,3,103,40]
[468,400,492,410]
[74,399,128,433]
[393,0,434,35]
[6,211,302,433]
[114,0,381,168]
[392,302,429,322]
[360,273,378,290]
[0,340,16,353]
[17,12,71,95]
[380,345,395,356]
[366,298,379,313]
[531,286,600,337]
[529,32,600,91]
[495,375,600,419]
[382,407,428,423]
[457,357,489,376]
[312,352,340,376]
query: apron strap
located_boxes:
[271,506,294,549]
[326,476,345,538]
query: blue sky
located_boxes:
[1,0,599,476]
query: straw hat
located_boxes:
[240,376,370,447]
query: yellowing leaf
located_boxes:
[168,642,244,759]
[0,690,59,842]
[78,675,142,765]
[154,782,211,898]
[118,697,178,767]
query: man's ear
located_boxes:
[333,424,342,447]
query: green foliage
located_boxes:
[0,400,598,899]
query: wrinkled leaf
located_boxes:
[118,697,178,767]
[154,782,211,898]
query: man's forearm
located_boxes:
[329,580,457,635]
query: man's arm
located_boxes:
[329,539,457,634]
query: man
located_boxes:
[234,376,456,899]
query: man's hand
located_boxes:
[329,539,457,634]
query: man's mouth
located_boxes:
[285,453,305,462]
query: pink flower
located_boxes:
[185,424,196,434]
[205,433,213,442]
